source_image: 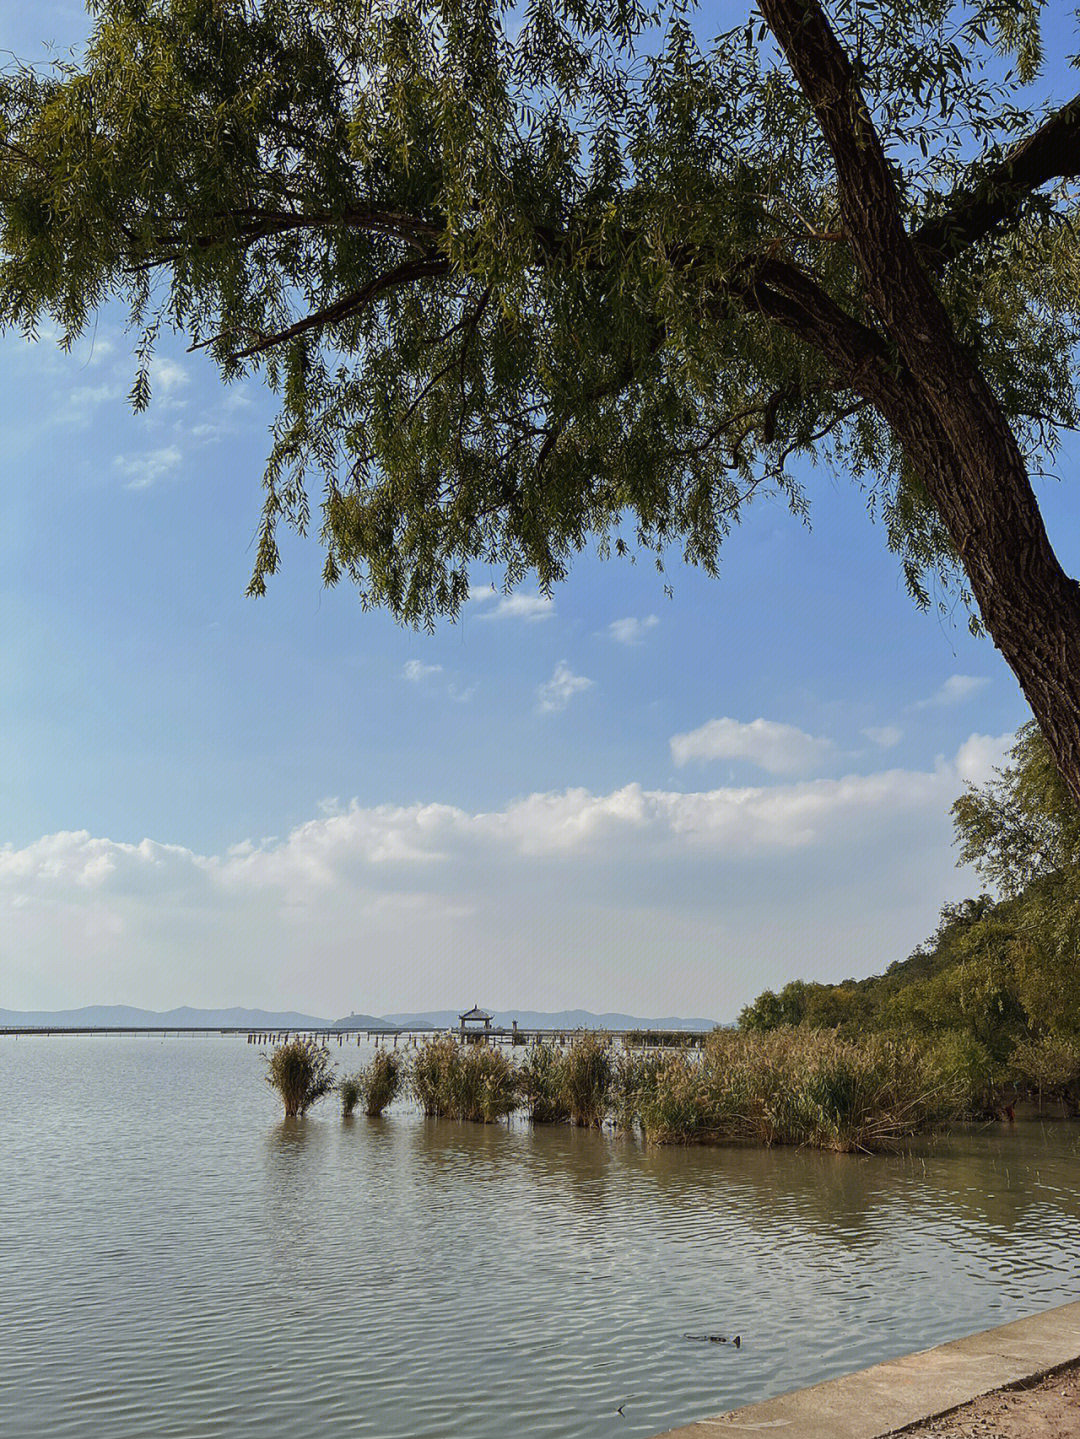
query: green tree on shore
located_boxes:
[6,2,1080,792]
[740,724,1080,1059]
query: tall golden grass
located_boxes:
[265,1038,336,1117]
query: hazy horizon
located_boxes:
[0,1002,721,1029]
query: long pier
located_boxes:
[0,1024,707,1048]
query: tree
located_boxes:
[5,1,1080,790]
[738,724,1080,1050]
[953,721,1080,896]
[739,979,814,1030]
[952,722,1080,1029]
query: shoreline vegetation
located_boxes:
[265,1026,1079,1152]
[266,726,1080,1149]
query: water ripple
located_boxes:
[1,1037,1079,1439]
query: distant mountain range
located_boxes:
[1,1004,718,1032]
[0,1004,373,1030]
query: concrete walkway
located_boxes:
[654,1299,1080,1438]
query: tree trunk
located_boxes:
[755,0,1080,805]
[900,409,1080,808]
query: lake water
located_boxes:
[3,1035,1080,1439]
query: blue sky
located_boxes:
[1,2,1076,1020]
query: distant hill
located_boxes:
[331,1012,399,1031]
[383,1009,719,1032]
[0,1004,336,1029]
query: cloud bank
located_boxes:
[0,734,1013,1021]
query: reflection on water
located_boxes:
[1,1037,1079,1439]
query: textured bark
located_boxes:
[755,0,1080,805]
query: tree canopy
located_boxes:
[953,721,1080,897]
[5,0,1080,788]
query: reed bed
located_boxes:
[410,1036,519,1122]
[635,1029,966,1151]
[264,1028,1004,1150]
[264,1038,336,1117]
[400,1029,970,1151]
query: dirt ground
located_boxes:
[894,1360,1080,1438]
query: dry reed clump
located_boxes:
[559,1033,613,1127]
[517,1035,625,1128]
[265,1038,336,1117]
[636,1054,724,1144]
[410,1036,461,1117]
[518,1041,571,1124]
[355,1049,404,1116]
[339,1074,362,1117]
[409,1037,519,1123]
[457,1044,519,1122]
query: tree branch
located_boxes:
[730,255,900,408]
[216,253,450,360]
[130,205,441,274]
[914,92,1080,265]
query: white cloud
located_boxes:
[608,615,659,645]
[0,734,1016,1020]
[670,716,833,774]
[21,327,117,380]
[471,590,555,621]
[537,661,594,713]
[864,725,903,749]
[952,730,1013,787]
[403,660,443,682]
[153,358,189,394]
[916,674,989,709]
[114,447,183,491]
[62,381,123,426]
